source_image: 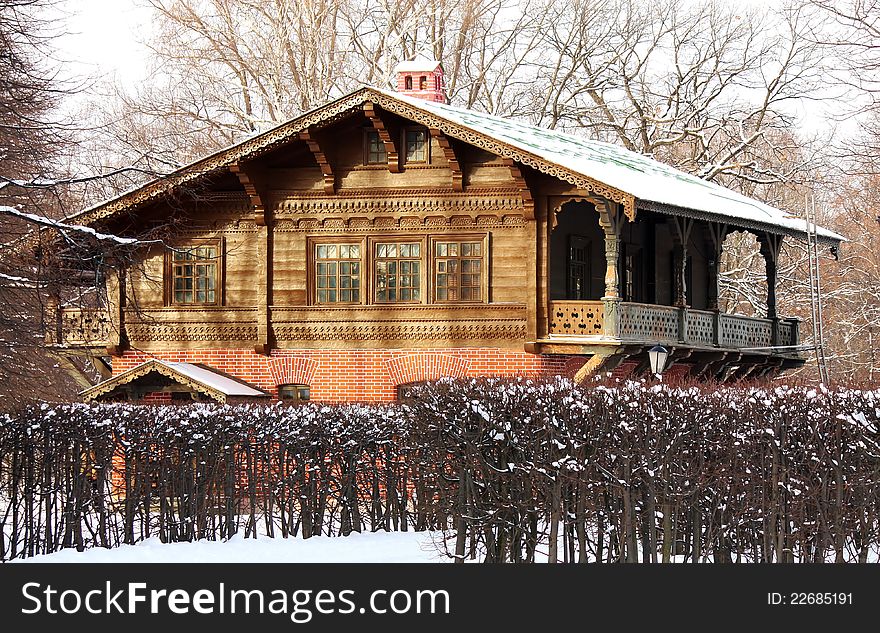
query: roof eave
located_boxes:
[638,200,846,246]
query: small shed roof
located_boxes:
[80,360,270,402]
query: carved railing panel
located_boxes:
[617,303,679,343]
[548,301,604,336]
[686,309,715,346]
[778,320,795,347]
[58,308,111,346]
[719,314,773,348]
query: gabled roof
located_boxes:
[68,86,844,244]
[80,359,271,402]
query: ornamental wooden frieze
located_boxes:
[272,320,527,342]
[273,193,527,216]
[272,214,525,232]
[126,323,259,342]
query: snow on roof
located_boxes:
[80,359,269,401]
[380,89,844,243]
[394,59,442,73]
[159,362,268,397]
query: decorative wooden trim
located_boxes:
[363,102,400,172]
[126,323,258,342]
[429,128,463,191]
[298,129,335,194]
[273,320,526,342]
[274,193,527,216]
[502,158,534,219]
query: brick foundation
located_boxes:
[113,348,574,402]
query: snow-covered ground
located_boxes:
[15,530,451,564]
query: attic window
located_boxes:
[364,129,387,164]
[169,242,220,305]
[403,127,429,163]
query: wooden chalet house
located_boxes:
[48,61,844,403]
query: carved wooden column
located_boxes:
[595,199,622,338]
[759,232,783,346]
[670,217,693,308]
[670,217,693,343]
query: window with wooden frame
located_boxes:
[279,383,310,402]
[375,241,421,303]
[403,126,429,164]
[314,243,361,304]
[364,129,387,164]
[168,241,220,305]
[433,239,485,302]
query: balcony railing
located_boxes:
[49,308,112,347]
[548,300,799,352]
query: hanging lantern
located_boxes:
[648,345,669,376]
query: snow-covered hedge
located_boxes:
[2,378,879,563]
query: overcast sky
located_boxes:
[55,0,152,85]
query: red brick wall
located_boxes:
[113,348,573,402]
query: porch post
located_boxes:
[671,217,693,308]
[759,233,782,346]
[596,199,622,338]
[706,223,727,346]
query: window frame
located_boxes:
[308,237,366,306]
[429,234,489,304]
[164,238,223,307]
[363,128,387,165]
[402,126,430,165]
[371,237,427,304]
[278,383,310,402]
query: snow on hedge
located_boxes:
[2,378,879,563]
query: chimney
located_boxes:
[393,59,446,103]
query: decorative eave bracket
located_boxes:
[429,128,463,191]
[298,129,335,194]
[502,158,535,219]
[229,162,267,225]
[364,102,401,173]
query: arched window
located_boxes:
[404,75,413,90]
[279,383,310,402]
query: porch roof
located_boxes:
[80,359,271,402]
